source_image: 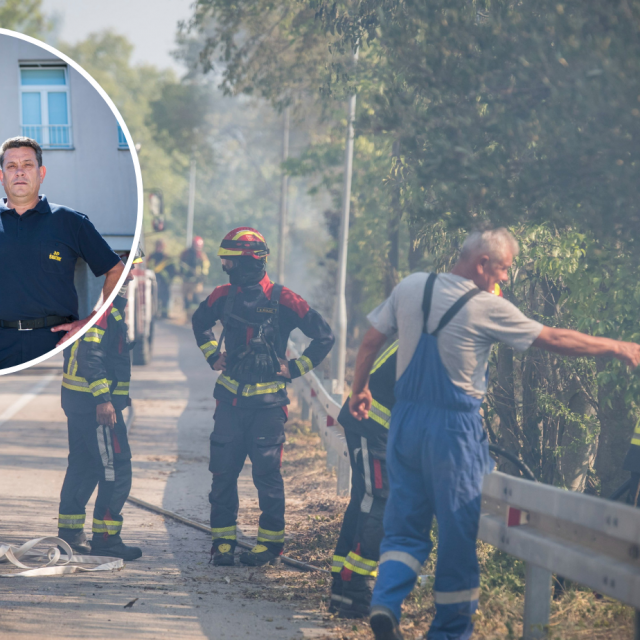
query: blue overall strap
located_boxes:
[421,272,482,336]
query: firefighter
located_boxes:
[192,227,334,567]
[330,341,396,618]
[148,240,176,318]
[181,236,210,315]
[624,420,640,506]
[56,248,143,561]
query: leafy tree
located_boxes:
[0,0,49,37]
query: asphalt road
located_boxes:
[0,321,333,639]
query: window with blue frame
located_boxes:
[20,66,72,148]
[117,125,128,149]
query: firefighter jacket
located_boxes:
[192,272,335,409]
[61,295,132,413]
[180,247,210,283]
[147,250,177,285]
[624,416,640,472]
[338,341,398,439]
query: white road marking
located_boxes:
[0,372,57,428]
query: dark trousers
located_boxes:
[0,327,60,369]
[209,402,286,550]
[58,409,132,540]
[157,278,171,318]
[333,428,389,578]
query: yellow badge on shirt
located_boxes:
[49,250,62,262]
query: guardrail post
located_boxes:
[301,395,310,421]
[523,563,552,639]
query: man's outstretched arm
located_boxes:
[349,326,389,420]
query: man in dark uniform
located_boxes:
[330,341,397,618]
[147,240,176,318]
[181,236,210,314]
[56,249,143,561]
[0,136,124,369]
[192,227,334,567]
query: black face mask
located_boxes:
[222,256,266,286]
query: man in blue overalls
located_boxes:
[349,228,640,640]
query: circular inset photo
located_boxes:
[0,29,142,374]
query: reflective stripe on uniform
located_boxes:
[92,518,122,535]
[257,527,284,544]
[379,550,423,574]
[370,341,399,376]
[110,308,122,321]
[631,416,640,446]
[83,327,106,344]
[433,588,480,605]
[331,555,346,573]
[216,375,286,397]
[90,378,110,397]
[62,374,115,394]
[97,425,115,481]
[369,399,392,429]
[343,551,378,576]
[211,525,237,540]
[58,514,85,529]
[295,355,313,376]
[200,340,219,360]
[113,381,130,396]
[360,436,373,514]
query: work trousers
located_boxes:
[0,326,60,369]
[58,409,132,541]
[157,278,171,318]
[333,428,389,578]
[209,402,286,550]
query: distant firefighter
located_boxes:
[147,240,176,319]
[180,236,210,316]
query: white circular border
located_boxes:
[0,28,144,376]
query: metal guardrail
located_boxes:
[289,345,640,639]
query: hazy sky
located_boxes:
[41,0,192,72]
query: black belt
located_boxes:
[0,315,73,331]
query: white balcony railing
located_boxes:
[21,124,72,149]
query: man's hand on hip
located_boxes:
[96,401,117,429]
[212,352,227,371]
[52,314,95,347]
[349,389,372,421]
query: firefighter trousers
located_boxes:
[209,402,286,551]
[58,409,132,541]
[332,428,389,578]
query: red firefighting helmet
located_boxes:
[217,227,270,260]
[192,236,204,250]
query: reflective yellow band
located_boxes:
[631,437,640,447]
[331,555,346,573]
[83,327,106,344]
[113,381,130,396]
[92,518,122,535]
[89,378,110,397]
[110,308,122,321]
[217,375,239,393]
[216,376,286,397]
[250,544,269,554]
[257,527,284,543]
[369,399,392,429]
[211,525,237,540]
[295,355,313,376]
[370,341,399,375]
[63,374,116,394]
[200,340,219,359]
[58,514,85,529]
[344,551,378,576]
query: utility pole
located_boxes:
[277,107,290,284]
[185,156,197,248]
[331,49,358,400]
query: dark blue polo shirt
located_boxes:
[0,195,120,321]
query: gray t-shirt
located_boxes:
[367,272,543,399]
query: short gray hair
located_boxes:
[460,228,519,263]
[0,136,43,169]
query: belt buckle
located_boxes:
[17,320,32,331]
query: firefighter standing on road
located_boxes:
[330,341,396,618]
[181,236,210,315]
[148,240,176,318]
[56,248,143,561]
[192,227,334,567]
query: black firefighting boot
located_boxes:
[90,533,142,561]
[211,539,236,567]
[370,605,404,640]
[328,572,345,614]
[339,574,375,619]
[239,543,282,567]
[57,529,91,555]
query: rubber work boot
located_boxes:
[211,540,235,567]
[90,535,142,561]
[239,544,282,567]
[370,605,404,640]
[328,573,344,614]
[57,529,91,555]
[339,575,375,619]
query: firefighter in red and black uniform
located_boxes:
[192,227,334,567]
[330,341,396,618]
[56,249,143,561]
